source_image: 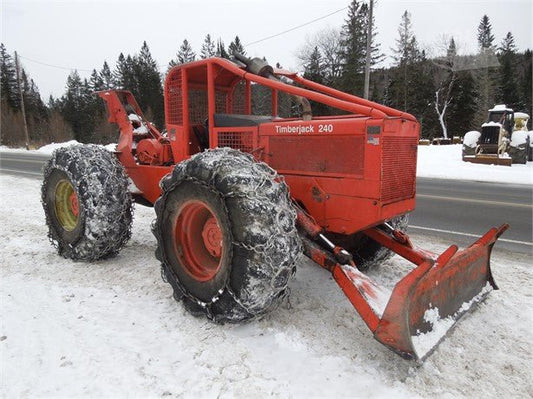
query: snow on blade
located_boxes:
[411,282,493,359]
[340,264,391,318]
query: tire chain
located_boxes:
[42,145,133,260]
[153,148,301,322]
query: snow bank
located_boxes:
[463,131,480,147]
[0,141,116,155]
[417,144,533,185]
[1,174,532,398]
[510,131,528,147]
[37,140,81,154]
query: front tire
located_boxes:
[41,144,133,261]
[153,149,301,323]
[509,145,527,164]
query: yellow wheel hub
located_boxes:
[55,179,79,231]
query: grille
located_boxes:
[381,137,417,202]
[188,89,229,125]
[480,126,500,144]
[216,91,227,114]
[188,89,207,125]
[166,70,183,125]
[269,136,364,176]
[232,81,247,114]
[251,85,272,116]
[218,131,254,153]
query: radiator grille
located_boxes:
[166,70,183,125]
[218,131,254,153]
[480,126,500,144]
[269,136,364,175]
[381,137,417,202]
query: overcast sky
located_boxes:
[2,0,531,100]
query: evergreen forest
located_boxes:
[1,3,531,147]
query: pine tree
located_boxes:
[339,1,383,94]
[447,38,457,58]
[477,15,495,52]
[340,0,366,94]
[216,39,229,59]
[0,45,48,145]
[136,41,164,128]
[89,69,104,91]
[0,43,18,110]
[390,10,423,110]
[393,10,421,65]
[497,32,519,110]
[522,50,532,120]
[303,46,325,83]
[200,34,216,59]
[99,61,114,89]
[60,71,95,143]
[169,39,196,69]
[228,36,245,56]
[387,11,437,137]
[114,53,137,91]
[302,46,331,115]
[474,14,498,125]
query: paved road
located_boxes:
[0,151,50,178]
[411,178,532,254]
[1,151,531,254]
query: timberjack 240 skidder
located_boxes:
[42,54,508,361]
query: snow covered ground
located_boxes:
[1,173,532,398]
[416,144,532,185]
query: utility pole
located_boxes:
[14,51,30,150]
[363,0,374,100]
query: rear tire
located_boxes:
[41,144,133,261]
[509,145,527,164]
[153,148,301,323]
[328,215,408,271]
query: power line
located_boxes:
[17,54,93,72]
[16,6,349,73]
[244,6,348,47]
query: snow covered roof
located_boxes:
[482,121,502,128]
[489,104,513,113]
[514,112,530,120]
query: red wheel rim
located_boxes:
[69,191,79,217]
[173,200,224,282]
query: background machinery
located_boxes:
[463,104,531,165]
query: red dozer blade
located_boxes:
[341,224,508,360]
[309,223,509,361]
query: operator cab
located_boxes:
[487,104,514,134]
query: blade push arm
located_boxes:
[297,209,509,360]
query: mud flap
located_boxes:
[331,224,509,360]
